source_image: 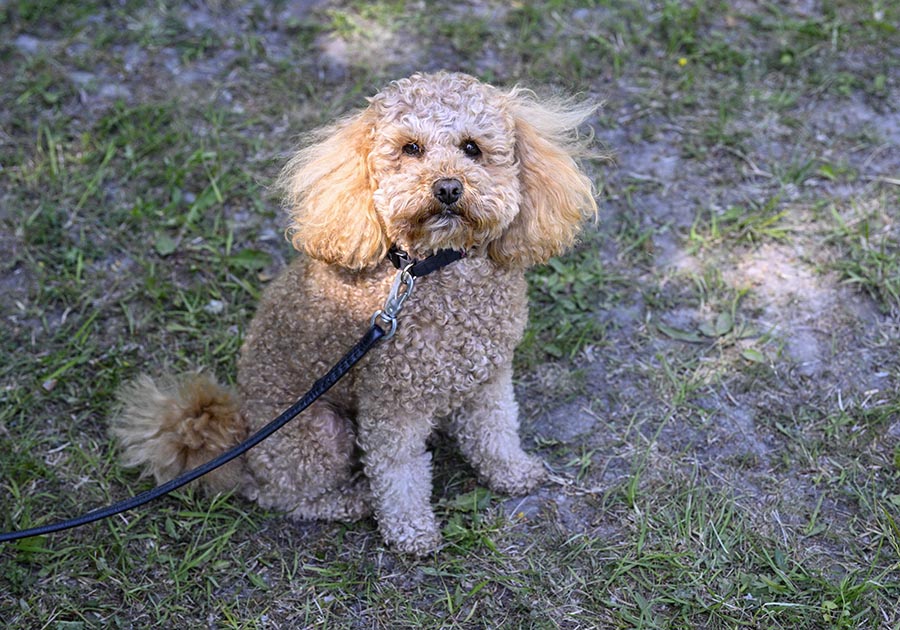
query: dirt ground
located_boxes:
[1,1,898,628]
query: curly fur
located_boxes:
[112,374,249,494]
[111,71,599,555]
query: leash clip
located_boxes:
[371,265,415,339]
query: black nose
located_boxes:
[432,178,463,205]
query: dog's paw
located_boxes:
[485,454,546,496]
[381,515,442,556]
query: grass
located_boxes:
[520,244,616,365]
[2,0,899,627]
[688,196,791,252]
[827,200,900,313]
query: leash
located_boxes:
[0,247,464,544]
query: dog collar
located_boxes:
[387,245,466,278]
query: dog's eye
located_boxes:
[402,142,423,156]
[461,140,481,158]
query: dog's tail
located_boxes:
[110,373,253,495]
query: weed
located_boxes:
[519,247,614,365]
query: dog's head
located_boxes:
[280,72,598,270]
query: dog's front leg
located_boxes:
[357,408,441,555]
[447,364,546,495]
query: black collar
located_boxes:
[387,245,466,278]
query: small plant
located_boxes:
[520,248,613,364]
[440,488,500,552]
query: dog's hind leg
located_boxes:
[242,398,371,519]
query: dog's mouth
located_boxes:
[386,200,480,255]
[434,204,462,219]
[416,200,469,226]
[421,204,488,241]
[381,182,509,256]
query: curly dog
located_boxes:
[112,71,598,555]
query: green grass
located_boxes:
[688,196,791,252]
[828,200,900,313]
[520,244,617,365]
[2,0,899,627]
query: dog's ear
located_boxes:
[279,108,388,270]
[488,91,599,268]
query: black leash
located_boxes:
[0,248,463,544]
[0,325,385,544]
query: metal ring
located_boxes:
[370,309,398,339]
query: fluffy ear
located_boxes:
[489,90,599,268]
[279,108,387,270]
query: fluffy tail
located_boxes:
[110,373,251,495]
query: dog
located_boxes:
[111,71,598,555]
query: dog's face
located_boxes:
[281,71,598,271]
[367,73,522,258]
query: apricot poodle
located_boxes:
[112,71,598,555]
